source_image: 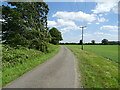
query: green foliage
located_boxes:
[79,40,83,45]
[102,39,109,45]
[2,2,50,52]
[49,27,63,45]
[2,45,43,68]
[91,40,95,45]
[67,45,118,88]
[2,44,60,86]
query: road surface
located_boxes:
[4,46,80,88]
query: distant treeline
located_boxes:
[60,41,119,45]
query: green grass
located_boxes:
[68,45,118,63]
[2,44,60,87]
[66,45,118,88]
[84,45,118,63]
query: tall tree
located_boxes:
[102,39,108,45]
[79,40,83,45]
[91,40,95,45]
[2,2,49,52]
[49,27,63,45]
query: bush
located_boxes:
[2,45,43,68]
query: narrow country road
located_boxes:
[4,46,80,88]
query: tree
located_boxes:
[91,40,95,45]
[102,39,108,45]
[2,2,50,52]
[49,27,63,45]
[79,40,83,45]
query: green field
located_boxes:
[66,45,118,88]
[68,45,118,63]
[84,45,118,63]
[2,44,60,87]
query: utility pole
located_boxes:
[80,26,86,50]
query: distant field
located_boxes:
[66,45,118,88]
[84,45,118,63]
[68,45,118,63]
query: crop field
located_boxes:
[66,45,118,88]
[84,45,118,63]
[68,45,118,63]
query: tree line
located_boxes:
[60,39,119,45]
[2,2,62,52]
[79,39,119,45]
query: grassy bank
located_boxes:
[68,45,118,63]
[2,44,60,87]
[66,45,118,88]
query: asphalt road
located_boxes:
[4,46,80,88]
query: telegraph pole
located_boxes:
[80,26,86,50]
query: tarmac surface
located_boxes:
[4,46,80,88]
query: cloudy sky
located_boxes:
[1,0,119,43]
[46,0,119,43]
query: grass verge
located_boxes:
[66,45,118,88]
[2,44,60,87]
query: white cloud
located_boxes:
[48,19,77,28]
[53,11,96,22]
[94,32,111,36]
[98,17,108,22]
[48,19,80,33]
[61,25,80,33]
[110,30,118,32]
[99,14,103,17]
[96,22,100,24]
[100,25,118,32]
[61,27,74,33]
[101,25,118,30]
[57,19,76,27]
[92,1,118,14]
[112,4,118,14]
[87,22,92,24]
[47,21,57,27]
